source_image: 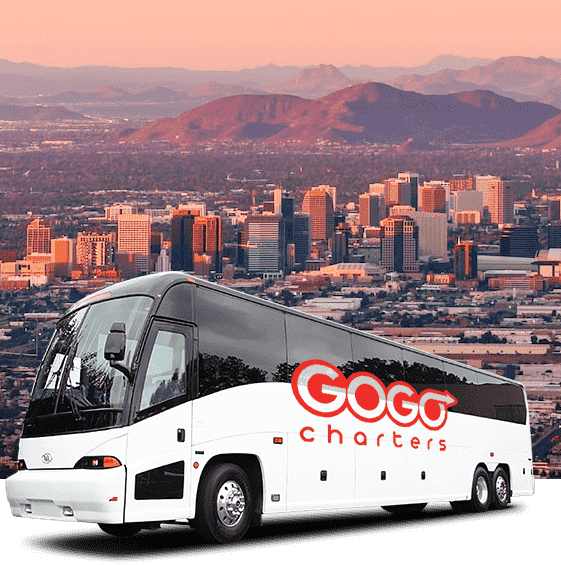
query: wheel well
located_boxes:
[199,454,263,526]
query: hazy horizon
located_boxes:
[3,0,560,71]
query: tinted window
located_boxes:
[402,349,447,389]
[351,334,404,386]
[285,314,353,380]
[198,288,287,396]
[156,284,193,322]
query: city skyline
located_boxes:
[3,1,560,70]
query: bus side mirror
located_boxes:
[104,322,126,362]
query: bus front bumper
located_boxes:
[5,467,126,524]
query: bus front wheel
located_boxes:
[194,463,253,544]
[490,467,510,509]
[466,467,492,512]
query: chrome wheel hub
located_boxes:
[216,481,245,527]
[476,475,489,504]
[495,475,508,503]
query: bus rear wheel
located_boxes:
[98,523,142,537]
[490,467,510,509]
[381,503,427,514]
[194,463,253,544]
[466,467,491,512]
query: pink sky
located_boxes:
[2,0,559,70]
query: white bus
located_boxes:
[6,273,533,543]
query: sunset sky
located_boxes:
[2,0,560,70]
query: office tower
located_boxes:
[548,199,561,221]
[245,215,285,274]
[312,184,337,209]
[177,202,207,216]
[302,187,334,240]
[51,237,76,278]
[117,214,151,275]
[293,214,311,269]
[380,216,419,272]
[419,184,446,213]
[171,210,197,271]
[398,172,419,209]
[454,241,478,280]
[455,211,482,225]
[359,193,385,227]
[105,203,138,221]
[76,233,114,273]
[329,231,348,264]
[193,215,222,273]
[27,219,51,255]
[500,225,539,257]
[384,178,412,208]
[484,180,515,224]
[548,221,561,248]
[368,183,386,196]
[450,190,483,215]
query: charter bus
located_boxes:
[6,272,533,543]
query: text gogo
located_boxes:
[292,360,458,431]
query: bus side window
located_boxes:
[139,330,187,412]
[351,334,405,386]
[402,349,446,390]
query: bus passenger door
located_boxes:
[124,321,195,524]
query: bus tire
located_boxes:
[490,467,510,509]
[98,523,142,537]
[194,463,253,544]
[381,503,427,514]
[466,467,491,512]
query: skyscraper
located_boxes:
[171,210,197,271]
[359,193,385,227]
[500,225,539,257]
[27,219,51,255]
[419,184,446,213]
[77,233,114,271]
[194,215,222,273]
[117,214,151,275]
[484,179,515,225]
[293,214,311,269]
[398,172,419,209]
[302,187,334,241]
[454,241,478,280]
[384,178,412,207]
[245,215,285,274]
[380,216,419,272]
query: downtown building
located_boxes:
[380,216,419,272]
[359,193,385,227]
[454,241,478,280]
[117,214,152,276]
[301,186,335,241]
[245,215,285,275]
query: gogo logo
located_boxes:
[291,360,457,431]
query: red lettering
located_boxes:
[439,439,446,451]
[354,431,367,446]
[411,437,420,449]
[300,426,315,442]
[328,424,343,444]
[377,433,384,446]
[427,438,433,450]
[393,431,402,448]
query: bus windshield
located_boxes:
[23,295,153,437]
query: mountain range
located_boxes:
[123,83,561,147]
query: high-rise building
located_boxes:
[76,233,114,271]
[359,193,385,227]
[380,216,419,272]
[245,215,285,274]
[548,221,561,248]
[454,241,478,280]
[293,214,311,269]
[302,187,334,241]
[27,219,51,255]
[193,215,222,273]
[449,176,475,191]
[500,225,539,257]
[171,210,197,271]
[548,198,561,221]
[419,184,446,213]
[117,214,151,275]
[51,237,76,278]
[398,172,419,209]
[483,179,515,225]
[384,178,412,207]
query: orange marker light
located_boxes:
[193,462,199,469]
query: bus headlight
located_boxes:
[74,456,122,469]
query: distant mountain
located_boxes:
[268,64,356,97]
[389,56,561,108]
[187,82,265,99]
[0,105,86,120]
[491,113,561,149]
[123,83,561,147]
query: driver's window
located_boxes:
[140,330,186,412]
